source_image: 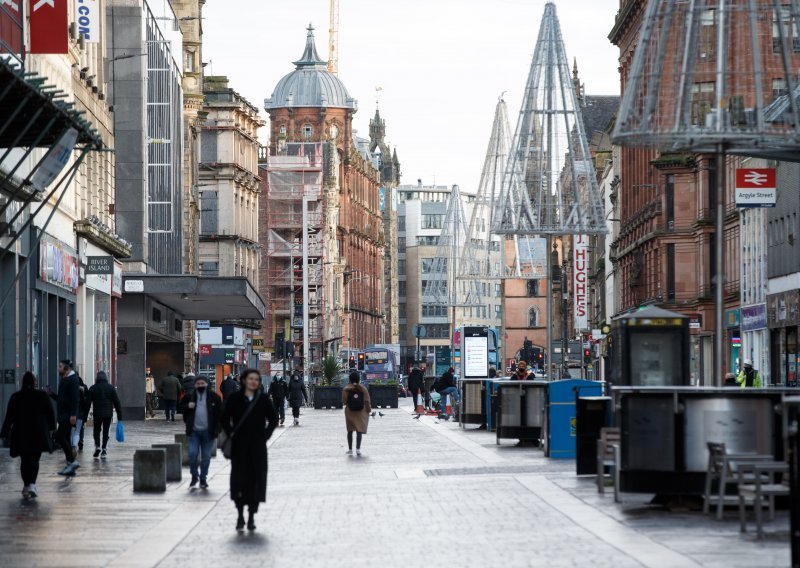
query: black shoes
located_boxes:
[93,448,101,459]
[199,478,208,489]
[236,517,245,531]
[247,515,256,531]
[189,476,199,488]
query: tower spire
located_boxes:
[294,24,327,68]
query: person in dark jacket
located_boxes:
[76,374,90,452]
[1,372,56,499]
[220,373,240,401]
[50,360,81,475]
[181,375,223,489]
[87,371,122,460]
[287,370,308,426]
[407,367,425,405]
[434,367,459,417]
[268,374,288,426]
[159,371,182,421]
[221,369,278,532]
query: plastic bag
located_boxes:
[116,421,125,443]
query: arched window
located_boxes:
[528,307,539,328]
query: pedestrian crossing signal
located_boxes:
[349,356,356,369]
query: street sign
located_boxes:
[124,279,144,293]
[735,168,776,208]
[258,352,269,361]
[86,256,113,275]
[412,324,427,338]
[196,320,211,330]
[199,345,212,356]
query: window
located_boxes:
[185,51,195,72]
[398,237,406,249]
[398,281,406,297]
[302,124,313,140]
[665,174,675,230]
[697,9,716,60]
[691,82,715,126]
[773,78,789,99]
[398,259,406,275]
[495,284,502,298]
[421,258,434,273]
[279,125,287,136]
[773,7,800,53]
[528,307,539,328]
[667,243,676,301]
[424,324,450,339]
[495,305,501,318]
[417,236,438,246]
[422,305,448,317]
[527,279,540,297]
[422,214,444,229]
[398,216,406,231]
[199,191,218,235]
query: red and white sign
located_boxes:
[29,0,68,54]
[199,344,212,357]
[573,235,588,331]
[735,168,776,208]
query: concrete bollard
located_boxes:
[133,449,167,492]
[174,433,189,466]
[152,443,182,482]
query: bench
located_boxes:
[703,441,774,520]
[736,460,790,539]
[596,427,620,502]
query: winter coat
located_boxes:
[220,376,240,400]
[77,375,91,421]
[53,372,80,423]
[268,378,288,404]
[287,376,308,408]
[407,369,425,396]
[160,374,182,401]
[88,376,122,420]
[436,371,456,391]
[181,389,223,436]
[342,383,371,433]
[221,390,278,506]
[1,388,56,457]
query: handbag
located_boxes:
[116,421,125,443]
[222,392,260,460]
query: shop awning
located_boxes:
[121,275,266,320]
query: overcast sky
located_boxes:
[202,0,621,191]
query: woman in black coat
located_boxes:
[87,371,122,459]
[287,371,308,426]
[0,372,56,499]
[221,368,278,532]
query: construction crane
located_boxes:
[328,0,339,75]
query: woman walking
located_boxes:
[221,369,278,532]
[287,370,308,426]
[342,371,371,456]
[0,372,56,499]
[87,371,122,459]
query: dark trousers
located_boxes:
[291,405,301,419]
[164,400,177,420]
[93,416,112,449]
[347,431,363,450]
[146,393,154,417]
[55,421,74,463]
[273,399,285,422]
[20,451,42,485]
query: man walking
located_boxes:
[87,371,122,459]
[737,359,763,388]
[220,373,240,401]
[51,360,81,476]
[160,371,182,421]
[268,373,288,427]
[181,376,222,489]
[145,369,156,418]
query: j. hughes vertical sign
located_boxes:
[573,235,588,331]
[29,0,68,54]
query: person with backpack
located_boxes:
[87,371,122,460]
[268,374,288,426]
[287,370,308,426]
[342,371,371,456]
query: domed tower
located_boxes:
[265,25,357,155]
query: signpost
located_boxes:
[735,168,776,208]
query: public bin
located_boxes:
[783,396,800,567]
[575,396,612,475]
[460,379,488,428]
[486,380,502,432]
[496,380,548,444]
[545,379,603,459]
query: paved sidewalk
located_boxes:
[0,401,790,567]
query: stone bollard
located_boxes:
[133,449,167,492]
[174,433,189,466]
[152,443,182,482]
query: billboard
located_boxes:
[573,235,588,331]
[29,0,68,54]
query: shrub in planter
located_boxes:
[368,381,399,409]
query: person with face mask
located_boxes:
[181,375,223,489]
[514,361,530,380]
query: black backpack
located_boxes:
[347,387,364,411]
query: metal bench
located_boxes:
[703,441,774,520]
[596,427,620,502]
[736,460,790,539]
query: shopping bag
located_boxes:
[116,421,125,443]
[70,419,82,447]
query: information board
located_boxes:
[463,326,489,379]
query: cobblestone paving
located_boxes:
[0,401,790,567]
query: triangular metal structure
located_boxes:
[613,0,800,158]
[422,184,474,307]
[492,1,606,236]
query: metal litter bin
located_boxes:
[545,379,603,459]
[486,380,502,432]
[496,380,547,444]
[460,379,488,428]
[575,396,612,474]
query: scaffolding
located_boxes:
[264,143,326,366]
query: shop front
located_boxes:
[725,308,741,377]
[768,290,800,387]
[741,303,770,384]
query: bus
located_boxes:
[363,347,400,383]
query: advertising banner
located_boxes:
[573,235,588,331]
[0,0,24,60]
[29,0,69,54]
[75,0,99,42]
[39,235,78,294]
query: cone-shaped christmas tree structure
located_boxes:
[422,184,473,307]
[492,2,606,236]
[614,0,800,158]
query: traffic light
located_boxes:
[285,341,295,358]
[583,348,591,364]
[348,356,356,369]
[274,332,285,358]
[357,352,365,371]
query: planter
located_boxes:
[368,384,399,409]
[313,385,343,409]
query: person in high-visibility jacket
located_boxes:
[736,359,763,388]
